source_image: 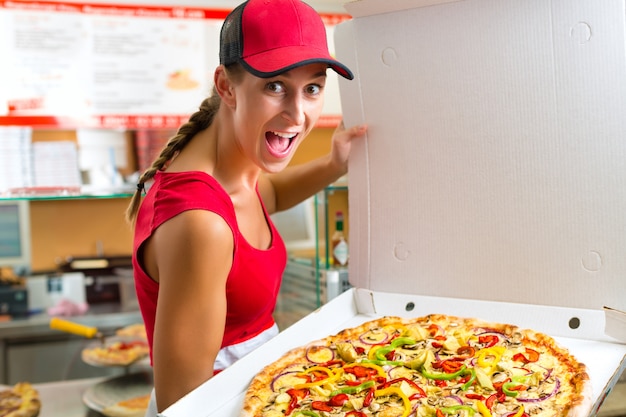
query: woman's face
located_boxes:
[230,63,328,173]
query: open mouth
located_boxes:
[265,131,298,158]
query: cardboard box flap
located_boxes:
[336,0,626,313]
[605,306,626,343]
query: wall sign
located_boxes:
[0,1,348,129]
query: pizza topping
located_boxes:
[358,329,390,345]
[306,346,335,363]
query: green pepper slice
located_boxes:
[330,380,376,396]
[461,368,476,391]
[421,364,467,381]
[391,337,416,348]
[361,358,405,366]
[375,346,395,361]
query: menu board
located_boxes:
[0,1,347,128]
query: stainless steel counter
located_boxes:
[0,304,141,340]
[29,377,107,417]
[0,304,143,384]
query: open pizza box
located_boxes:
[159,0,626,415]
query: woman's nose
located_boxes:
[282,94,306,125]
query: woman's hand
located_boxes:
[329,121,368,174]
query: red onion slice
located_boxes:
[305,345,335,363]
[270,370,304,392]
[359,330,389,345]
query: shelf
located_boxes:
[0,194,133,202]
[0,187,134,201]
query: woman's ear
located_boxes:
[214,66,236,108]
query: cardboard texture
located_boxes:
[340,0,626,313]
[159,0,626,415]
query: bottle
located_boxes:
[331,211,349,267]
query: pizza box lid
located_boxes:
[158,0,626,415]
[336,0,626,339]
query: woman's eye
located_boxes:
[306,84,322,95]
[266,82,285,94]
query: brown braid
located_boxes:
[125,87,220,225]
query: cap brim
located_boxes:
[242,46,354,80]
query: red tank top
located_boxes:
[132,171,287,362]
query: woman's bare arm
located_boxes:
[149,210,234,412]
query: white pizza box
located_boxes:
[159,0,626,415]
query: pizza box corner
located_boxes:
[159,0,626,415]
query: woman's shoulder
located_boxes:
[151,171,236,220]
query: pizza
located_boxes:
[241,315,591,417]
[0,382,40,417]
[115,323,147,340]
[82,339,149,367]
[102,393,151,417]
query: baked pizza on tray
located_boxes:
[241,314,591,417]
[82,339,149,367]
[0,382,40,417]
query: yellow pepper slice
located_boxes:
[476,346,505,374]
[512,405,525,417]
[294,366,342,389]
[476,401,493,417]
[368,345,382,360]
[375,387,411,417]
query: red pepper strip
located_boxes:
[457,346,476,357]
[485,392,505,409]
[327,394,349,407]
[384,381,419,400]
[286,389,308,416]
[345,380,363,386]
[320,359,344,368]
[435,379,447,387]
[344,366,378,379]
[442,360,465,373]
[311,401,332,412]
[378,377,426,395]
[436,408,446,417]
[363,388,375,407]
[513,348,540,364]
[346,412,366,417]
[428,324,441,336]
[466,393,485,400]
[409,392,426,400]
[479,335,499,348]
[355,346,366,355]
[493,378,509,392]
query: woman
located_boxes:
[125,0,367,413]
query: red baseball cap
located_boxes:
[219,0,354,80]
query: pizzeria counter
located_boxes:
[0,303,142,384]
